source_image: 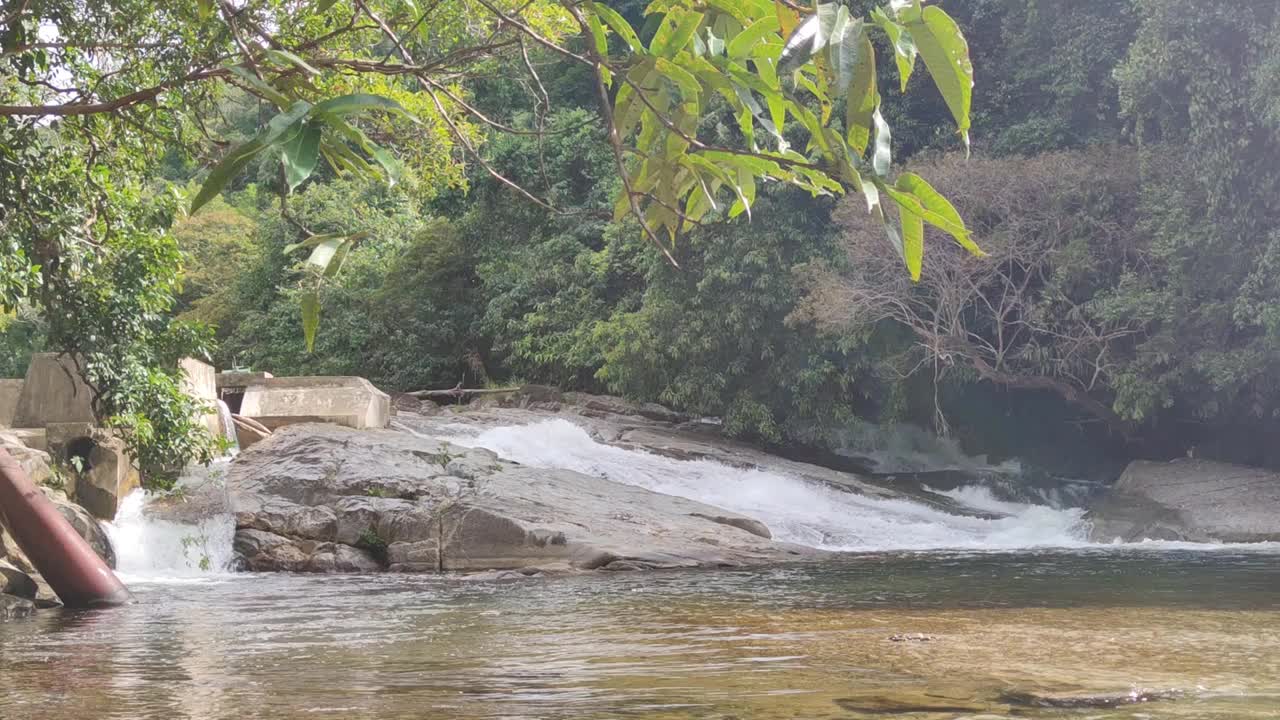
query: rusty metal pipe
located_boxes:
[0,447,132,607]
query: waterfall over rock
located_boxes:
[449,419,1091,551]
[104,461,237,580]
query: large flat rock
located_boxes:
[224,423,816,574]
[1087,459,1280,543]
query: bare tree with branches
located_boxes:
[792,148,1149,436]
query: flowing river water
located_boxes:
[3,420,1279,719]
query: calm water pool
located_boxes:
[2,549,1278,719]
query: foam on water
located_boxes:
[105,486,238,583]
[450,419,1094,551]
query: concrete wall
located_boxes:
[12,353,96,429]
[0,379,23,428]
[180,358,222,438]
[239,376,390,431]
[45,422,140,521]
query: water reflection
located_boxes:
[1,551,1278,719]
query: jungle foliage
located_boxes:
[4,0,1280,476]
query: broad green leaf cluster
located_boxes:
[580,0,980,279]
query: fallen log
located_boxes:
[407,384,520,400]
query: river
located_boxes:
[2,419,1278,718]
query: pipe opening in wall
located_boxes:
[221,390,245,414]
[65,436,97,472]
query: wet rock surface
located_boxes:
[0,559,37,599]
[152,389,1027,575]
[1087,459,1280,543]
[221,420,819,574]
[0,592,36,621]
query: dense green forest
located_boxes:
[4,0,1279,479]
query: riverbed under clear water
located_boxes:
[2,549,1277,719]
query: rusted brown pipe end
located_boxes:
[0,447,134,608]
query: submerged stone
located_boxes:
[0,593,37,622]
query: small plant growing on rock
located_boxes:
[425,447,456,473]
[355,527,389,566]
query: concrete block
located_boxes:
[0,428,46,452]
[216,371,273,414]
[0,379,22,427]
[180,358,217,403]
[239,376,390,431]
[180,357,222,437]
[12,353,96,428]
[44,423,140,521]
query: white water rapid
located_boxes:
[104,462,238,581]
[445,419,1093,551]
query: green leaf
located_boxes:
[318,136,373,178]
[197,0,214,21]
[325,115,403,186]
[586,10,609,58]
[728,167,755,219]
[301,292,320,352]
[592,2,643,52]
[727,16,780,59]
[832,19,865,97]
[316,0,339,10]
[265,49,321,76]
[900,206,923,281]
[281,121,322,191]
[844,34,876,154]
[226,65,293,109]
[283,231,346,255]
[871,101,891,176]
[894,172,982,254]
[311,93,414,121]
[305,236,346,270]
[874,196,904,261]
[777,13,816,75]
[905,6,972,148]
[190,146,261,214]
[871,7,916,92]
[811,3,840,54]
[655,57,701,101]
[191,101,312,213]
[650,10,704,57]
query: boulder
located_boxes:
[51,492,118,568]
[0,430,53,487]
[2,486,118,571]
[1087,459,1280,543]
[0,593,36,622]
[0,559,37,599]
[233,528,382,572]
[212,423,816,574]
[239,376,390,431]
[0,378,22,427]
